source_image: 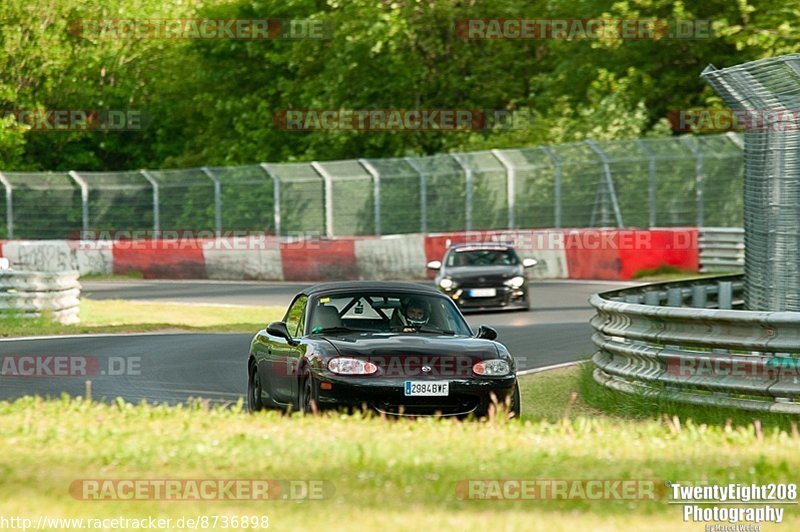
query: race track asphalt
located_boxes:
[0,279,633,405]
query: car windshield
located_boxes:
[308,291,472,336]
[446,248,519,267]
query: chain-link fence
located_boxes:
[0,133,744,239]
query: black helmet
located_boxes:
[403,297,430,327]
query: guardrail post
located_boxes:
[691,285,708,308]
[68,171,90,234]
[140,170,160,236]
[541,146,562,228]
[259,164,281,237]
[404,157,427,233]
[358,159,382,236]
[585,140,623,228]
[310,161,334,238]
[644,291,661,306]
[490,149,515,229]
[718,281,733,309]
[667,287,683,307]
[0,171,13,239]
[635,139,657,228]
[201,167,222,236]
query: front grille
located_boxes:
[458,277,507,288]
[372,394,480,416]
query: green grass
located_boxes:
[579,363,800,431]
[0,300,284,337]
[80,270,145,281]
[1,373,799,531]
[631,265,735,281]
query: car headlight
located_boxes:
[328,357,378,375]
[439,277,456,290]
[472,359,511,376]
[503,276,525,289]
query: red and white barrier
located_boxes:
[0,228,700,282]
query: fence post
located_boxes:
[0,171,13,239]
[201,167,222,236]
[358,159,382,236]
[450,154,473,230]
[585,140,623,228]
[490,149,515,229]
[681,136,705,228]
[140,170,160,236]
[541,146,562,228]
[404,157,427,233]
[68,171,90,234]
[635,139,657,228]
[310,161,334,238]
[259,164,281,237]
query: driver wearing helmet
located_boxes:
[391,297,431,332]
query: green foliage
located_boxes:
[1,0,798,172]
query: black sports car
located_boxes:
[247,281,519,418]
[427,243,538,311]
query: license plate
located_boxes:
[468,288,496,297]
[404,381,449,396]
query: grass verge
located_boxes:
[1,371,799,530]
[0,299,284,337]
[579,363,800,431]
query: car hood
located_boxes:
[443,265,521,279]
[323,333,498,359]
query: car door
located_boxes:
[267,294,308,404]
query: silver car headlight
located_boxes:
[503,276,525,289]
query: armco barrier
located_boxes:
[0,270,81,324]
[699,227,744,273]
[590,274,800,414]
[0,228,701,282]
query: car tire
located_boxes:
[509,381,521,418]
[300,373,319,414]
[248,362,265,412]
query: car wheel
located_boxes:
[509,381,521,418]
[248,362,265,412]
[300,374,319,414]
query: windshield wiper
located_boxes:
[310,326,362,335]
[415,326,456,335]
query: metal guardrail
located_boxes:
[0,270,81,324]
[699,227,744,272]
[590,274,800,414]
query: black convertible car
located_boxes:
[247,281,519,418]
[427,243,538,311]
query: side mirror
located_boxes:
[475,325,498,340]
[426,260,442,270]
[267,321,295,344]
[522,258,538,268]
